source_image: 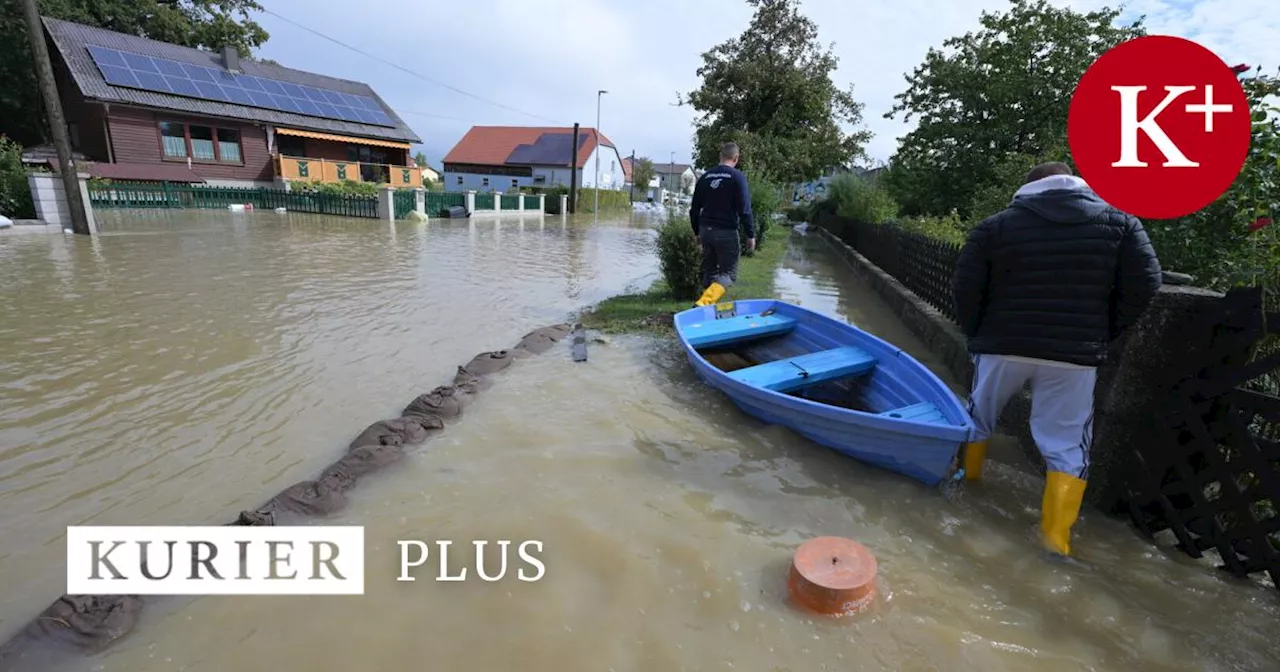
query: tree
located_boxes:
[882,0,1144,218]
[632,157,654,191]
[679,0,871,183]
[0,0,270,147]
[413,151,428,168]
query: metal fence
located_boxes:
[475,193,495,210]
[815,212,962,322]
[523,195,540,211]
[393,189,415,219]
[426,191,465,214]
[500,194,521,210]
[87,182,378,218]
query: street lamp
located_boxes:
[595,89,608,214]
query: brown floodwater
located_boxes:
[0,212,1277,672]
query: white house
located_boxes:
[441,126,626,193]
[653,162,695,195]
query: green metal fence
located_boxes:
[500,194,521,210]
[475,193,495,210]
[393,189,415,218]
[86,182,378,218]
[523,195,540,211]
[425,191,466,214]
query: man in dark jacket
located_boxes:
[689,142,755,306]
[952,162,1162,557]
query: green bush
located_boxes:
[575,187,630,212]
[825,172,899,224]
[897,211,970,246]
[292,180,378,198]
[784,205,810,222]
[656,214,703,301]
[743,172,782,254]
[0,135,35,219]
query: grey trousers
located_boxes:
[699,226,740,290]
[967,353,1096,479]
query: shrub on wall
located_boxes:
[657,213,703,301]
[825,172,898,224]
[0,136,35,219]
[292,180,378,198]
[575,187,631,212]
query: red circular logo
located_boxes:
[1067,35,1252,220]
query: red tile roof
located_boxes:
[442,126,613,168]
[621,157,633,181]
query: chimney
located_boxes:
[221,45,241,73]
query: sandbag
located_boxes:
[318,444,405,493]
[229,510,274,526]
[348,415,443,450]
[403,385,475,420]
[453,366,492,390]
[513,324,573,355]
[459,350,515,376]
[267,480,347,516]
[20,595,144,652]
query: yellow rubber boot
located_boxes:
[693,282,726,307]
[962,441,987,480]
[1041,471,1087,556]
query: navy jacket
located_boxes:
[689,165,754,239]
[951,175,1163,366]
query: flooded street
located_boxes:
[2,213,1277,671]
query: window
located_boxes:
[189,125,215,160]
[511,178,518,189]
[611,160,615,172]
[456,175,463,185]
[158,121,243,163]
[217,129,241,163]
[278,134,306,157]
[482,177,489,187]
[160,122,187,158]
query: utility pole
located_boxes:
[22,0,90,235]
[568,123,579,214]
[594,90,607,215]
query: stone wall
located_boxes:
[812,225,1225,513]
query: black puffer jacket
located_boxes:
[951,176,1163,366]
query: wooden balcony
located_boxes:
[274,155,422,188]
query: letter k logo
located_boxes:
[1067,35,1252,220]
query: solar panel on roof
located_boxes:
[84,45,398,128]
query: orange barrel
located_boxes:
[787,536,877,616]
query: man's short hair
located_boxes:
[1025,162,1073,183]
[720,143,740,161]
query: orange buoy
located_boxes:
[787,536,877,616]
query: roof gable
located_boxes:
[43,16,421,144]
[442,126,614,168]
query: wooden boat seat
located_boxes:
[727,346,877,393]
[685,312,797,349]
[878,401,946,424]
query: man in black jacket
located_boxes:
[689,142,755,306]
[952,162,1162,557]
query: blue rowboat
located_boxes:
[674,299,976,486]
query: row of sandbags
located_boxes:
[0,323,575,660]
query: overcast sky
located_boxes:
[251,0,1279,171]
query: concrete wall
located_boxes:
[811,225,1225,514]
[26,172,97,233]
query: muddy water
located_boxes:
[1,214,1277,671]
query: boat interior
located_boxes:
[684,306,952,425]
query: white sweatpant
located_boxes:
[967,354,1096,479]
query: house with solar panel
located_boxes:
[441,127,626,193]
[39,17,423,189]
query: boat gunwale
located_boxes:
[674,300,976,442]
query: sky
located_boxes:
[249,0,1280,171]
